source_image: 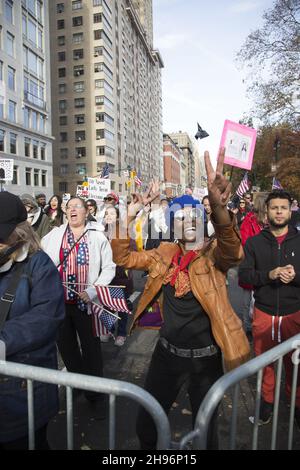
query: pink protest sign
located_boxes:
[220,120,257,170]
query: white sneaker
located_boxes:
[114,336,126,347]
[100,334,110,343]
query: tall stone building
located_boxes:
[168,131,195,189]
[0,0,53,197]
[49,0,163,196]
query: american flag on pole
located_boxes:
[95,286,131,313]
[134,172,142,187]
[236,172,250,198]
[90,286,131,334]
[100,163,110,179]
[272,177,283,190]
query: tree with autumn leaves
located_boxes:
[228,0,300,199]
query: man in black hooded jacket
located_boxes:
[239,189,300,426]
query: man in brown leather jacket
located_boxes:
[111,148,250,449]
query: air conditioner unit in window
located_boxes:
[94,52,99,57]
[78,153,82,157]
[96,117,100,122]
[75,71,81,76]
[76,137,82,141]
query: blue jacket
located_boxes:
[0,250,65,442]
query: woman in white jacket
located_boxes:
[42,197,115,418]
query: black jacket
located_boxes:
[238,226,300,316]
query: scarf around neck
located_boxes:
[163,249,198,297]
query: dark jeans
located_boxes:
[137,340,223,450]
[57,304,104,401]
[112,311,128,337]
[0,425,49,450]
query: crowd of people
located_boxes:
[1,153,300,448]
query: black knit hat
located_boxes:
[0,192,27,242]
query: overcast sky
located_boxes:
[152,0,275,162]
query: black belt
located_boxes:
[159,337,218,358]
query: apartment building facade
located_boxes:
[168,131,196,189]
[0,0,53,197]
[50,0,163,196]
[163,133,183,197]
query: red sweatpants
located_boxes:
[253,307,300,407]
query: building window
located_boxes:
[60,132,68,142]
[31,108,38,127]
[60,115,67,126]
[73,32,83,43]
[72,16,83,27]
[0,95,3,119]
[58,67,66,78]
[12,165,18,185]
[58,51,66,61]
[76,163,86,175]
[6,32,14,57]
[60,148,68,159]
[33,140,39,158]
[93,13,102,23]
[57,19,65,30]
[34,169,39,186]
[25,167,32,185]
[5,0,13,24]
[74,114,85,124]
[40,143,46,161]
[0,130,5,152]
[59,100,67,112]
[56,3,64,13]
[57,35,65,46]
[41,170,46,187]
[59,83,67,94]
[8,66,15,91]
[24,137,31,157]
[8,100,16,122]
[60,164,68,175]
[72,0,82,10]
[74,97,85,108]
[10,133,17,154]
[74,65,84,76]
[76,147,86,158]
[75,130,85,142]
[74,81,84,93]
[59,181,67,192]
[73,49,83,60]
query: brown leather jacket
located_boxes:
[111,216,250,371]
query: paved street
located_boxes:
[48,269,300,450]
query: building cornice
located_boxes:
[0,119,54,142]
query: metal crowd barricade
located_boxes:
[0,360,171,450]
[179,334,300,450]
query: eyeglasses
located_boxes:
[245,196,251,200]
[66,204,85,210]
[86,203,93,207]
[174,208,203,221]
[104,197,114,201]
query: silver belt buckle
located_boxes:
[1,293,14,303]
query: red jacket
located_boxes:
[239,212,263,289]
[240,212,263,247]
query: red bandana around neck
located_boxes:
[163,249,198,297]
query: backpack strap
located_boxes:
[0,262,25,332]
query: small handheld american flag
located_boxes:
[95,286,131,313]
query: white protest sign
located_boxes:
[0,159,14,181]
[76,185,89,198]
[87,178,111,202]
